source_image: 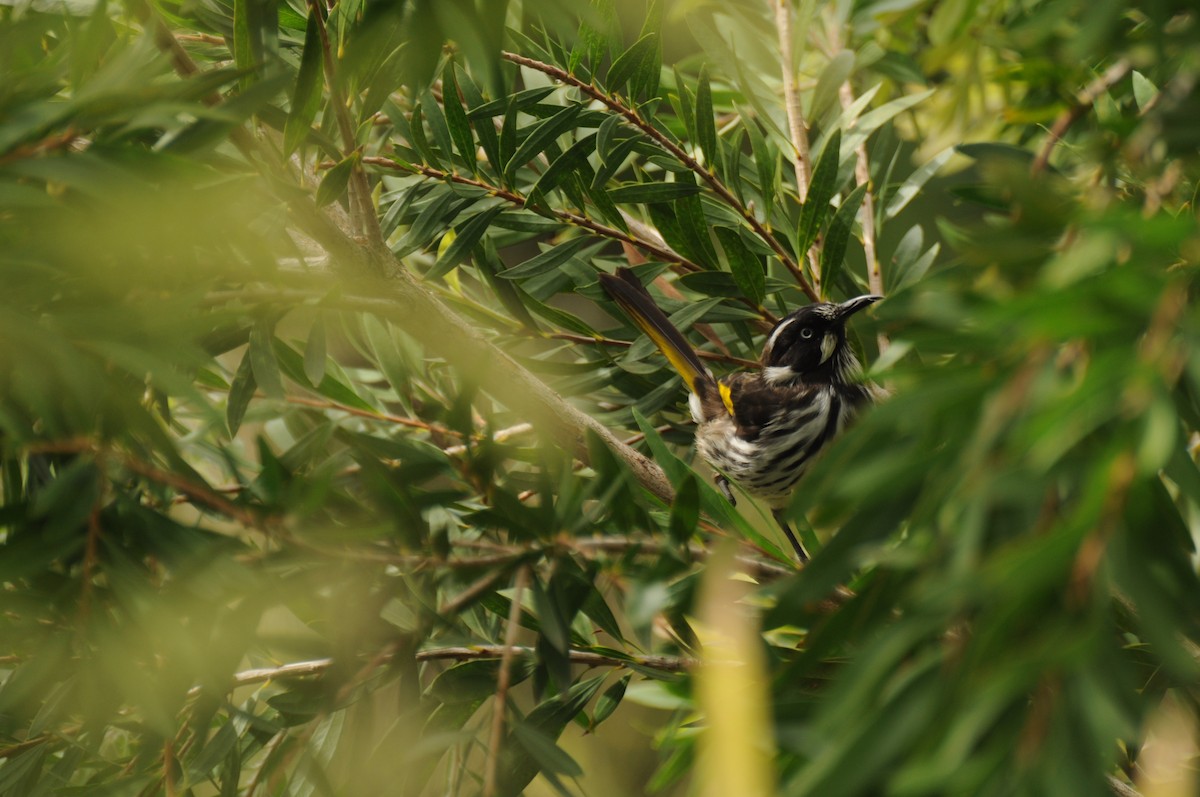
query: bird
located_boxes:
[598,267,882,562]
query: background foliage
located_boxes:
[2,0,1199,795]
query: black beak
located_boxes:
[835,294,883,320]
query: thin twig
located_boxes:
[484,565,530,797]
[188,644,697,699]
[275,393,459,437]
[1032,59,1131,176]
[442,423,534,456]
[364,157,703,273]
[499,51,819,301]
[362,157,774,331]
[439,561,526,616]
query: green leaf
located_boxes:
[798,128,842,254]
[249,321,284,399]
[884,146,953,220]
[426,204,505,281]
[714,226,765,306]
[745,115,776,220]
[441,62,477,172]
[283,10,324,157]
[232,0,256,88]
[505,104,582,179]
[511,721,584,777]
[227,348,257,436]
[811,50,856,121]
[303,314,327,387]
[1132,70,1158,111]
[607,181,702,204]
[528,133,598,204]
[393,190,470,258]
[274,340,377,413]
[592,674,630,727]
[467,86,556,120]
[316,155,355,208]
[606,33,658,96]
[694,65,718,171]
[421,88,456,166]
[499,237,602,280]
[667,472,700,546]
[409,103,441,169]
[820,183,868,293]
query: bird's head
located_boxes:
[760,294,882,384]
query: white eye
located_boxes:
[800,328,814,339]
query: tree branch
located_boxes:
[190,644,698,699]
[775,0,813,203]
[1032,59,1131,176]
[499,51,819,301]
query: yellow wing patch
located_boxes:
[718,382,735,416]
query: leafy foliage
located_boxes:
[1,0,1199,795]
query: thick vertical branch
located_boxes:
[775,0,813,202]
[838,83,882,299]
[775,0,825,293]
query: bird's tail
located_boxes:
[598,268,717,397]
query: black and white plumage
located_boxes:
[599,268,881,562]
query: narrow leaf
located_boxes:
[607,33,658,95]
[798,128,842,254]
[426,205,505,281]
[441,62,477,172]
[505,104,582,179]
[714,226,765,305]
[249,322,284,399]
[421,88,456,166]
[528,133,598,205]
[607,181,702,204]
[316,155,355,207]
[227,349,257,436]
[694,65,718,171]
[500,237,601,281]
[304,315,327,386]
[283,10,324,157]
[820,183,868,293]
[884,146,953,220]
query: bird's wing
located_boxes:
[721,374,826,441]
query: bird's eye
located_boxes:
[800,328,814,339]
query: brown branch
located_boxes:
[189,645,696,698]
[174,32,225,45]
[275,393,459,437]
[216,283,676,503]
[363,157,703,273]
[484,565,530,797]
[775,0,813,203]
[499,51,819,301]
[22,439,271,530]
[363,157,774,332]
[1032,59,1131,176]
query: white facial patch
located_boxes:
[764,365,796,384]
[819,332,837,364]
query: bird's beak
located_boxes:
[836,294,883,320]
